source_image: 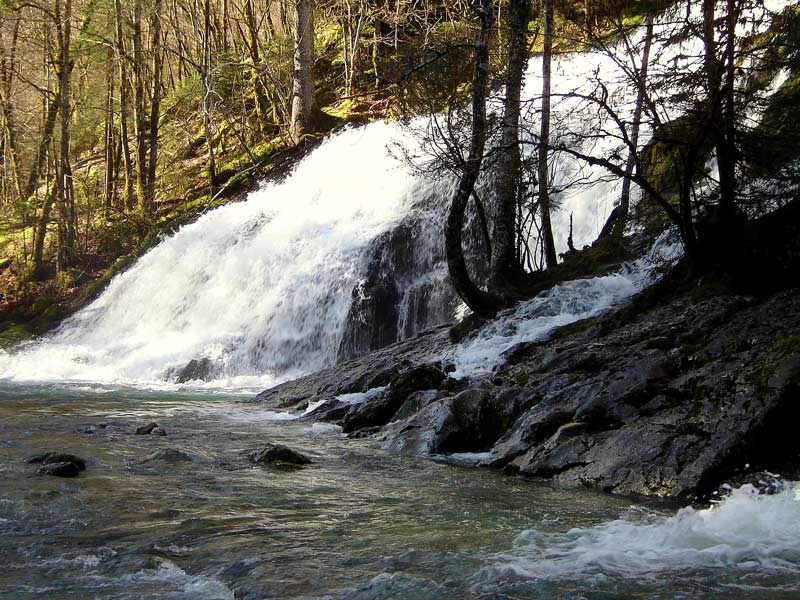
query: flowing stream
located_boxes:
[2,4,800,598]
[2,387,800,600]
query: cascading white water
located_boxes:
[0,123,454,390]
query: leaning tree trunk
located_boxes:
[445,0,503,314]
[290,0,314,143]
[491,0,530,288]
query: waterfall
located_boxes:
[0,123,456,390]
[0,3,788,390]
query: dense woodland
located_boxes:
[0,0,799,337]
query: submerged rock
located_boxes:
[28,452,87,477]
[141,448,196,464]
[249,444,312,469]
[135,422,167,435]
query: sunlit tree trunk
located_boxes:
[290,0,314,143]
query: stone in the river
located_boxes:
[174,357,215,383]
[141,448,195,464]
[249,444,312,469]
[340,364,447,433]
[27,452,87,469]
[27,452,87,477]
[37,462,83,477]
[135,422,166,435]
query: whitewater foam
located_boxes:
[474,482,800,587]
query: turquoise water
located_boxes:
[1,384,798,600]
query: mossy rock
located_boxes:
[0,323,33,348]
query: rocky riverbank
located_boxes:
[254,281,800,501]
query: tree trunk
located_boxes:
[538,0,558,268]
[703,0,736,220]
[290,0,314,143]
[244,0,271,134]
[0,14,23,203]
[144,0,163,210]
[114,0,135,210]
[612,12,653,238]
[132,0,148,210]
[445,0,503,314]
[491,0,530,286]
[55,0,76,268]
[103,46,116,216]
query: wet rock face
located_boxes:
[336,216,459,363]
[483,290,800,499]
[339,364,447,434]
[168,358,216,383]
[264,286,800,500]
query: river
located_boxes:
[2,384,799,600]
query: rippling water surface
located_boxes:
[2,384,799,600]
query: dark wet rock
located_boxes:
[141,448,196,464]
[251,324,451,410]
[340,364,446,434]
[249,444,311,469]
[135,422,166,435]
[27,452,87,469]
[37,462,84,477]
[255,273,800,499]
[381,387,534,455]
[336,217,460,363]
[28,452,87,477]
[172,358,215,383]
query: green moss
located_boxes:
[748,335,800,385]
[0,324,33,348]
[743,73,800,177]
[513,372,530,386]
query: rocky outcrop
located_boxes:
[336,211,462,363]
[254,286,800,500]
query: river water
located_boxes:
[2,384,799,600]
